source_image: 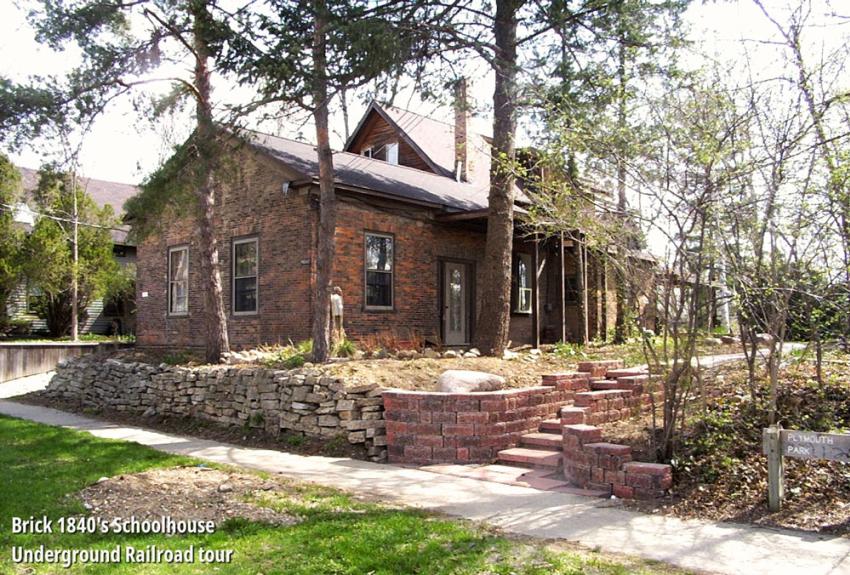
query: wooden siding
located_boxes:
[5,245,136,336]
[347,111,435,174]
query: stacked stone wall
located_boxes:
[45,357,387,461]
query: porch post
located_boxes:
[531,234,540,348]
[560,231,567,343]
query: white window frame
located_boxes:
[386,142,399,165]
[364,232,394,310]
[168,245,189,316]
[232,236,259,315]
[26,282,42,315]
[514,253,532,314]
[362,146,373,158]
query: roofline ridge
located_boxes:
[15,165,139,189]
[378,100,489,140]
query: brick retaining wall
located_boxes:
[383,372,590,464]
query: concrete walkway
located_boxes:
[0,371,54,398]
[1,400,848,575]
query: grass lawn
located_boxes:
[0,415,689,574]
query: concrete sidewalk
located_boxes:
[0,371,54,398]
[0,400,847,575]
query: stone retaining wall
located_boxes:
[382,372,590,464]
[44,356,388,461]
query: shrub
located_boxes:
[334,338,357,358]
[261,339,312,369]
[282,354,306,369]
[359,329,423,354]
[7,318,32,336]
[553,341,584,359]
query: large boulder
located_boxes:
[756,333,775,345]
[436,370,506,393]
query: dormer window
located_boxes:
[386,142,399,165]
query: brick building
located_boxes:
[135,98,624,351]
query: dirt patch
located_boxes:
[84,341,742,392]
[79,467,298,527]
[322,354,581,390]
[258,341,742,391]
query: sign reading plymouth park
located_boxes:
[763,426,850,512]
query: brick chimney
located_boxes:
[454,78,468,182]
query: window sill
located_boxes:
[364,306,395,313]
[167,313,189,318]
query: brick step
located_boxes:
[606,367,648,378]
[589,380,631,391]
[577,360,624,378]
[497,447,562,469]
[539,418,564,433]
[520,432,563,450]
[560,406,589,425]
[574,389,632,407]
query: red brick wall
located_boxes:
[136,146,575,351]
[136,149,315,350]
[382,372,589,464]
[332,199,482,342]
[332,200,548,346]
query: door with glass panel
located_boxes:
[442,261,469,346]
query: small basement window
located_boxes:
[514,253,532,314]
[168,245,189,315]
[365,232,393,309]
[232,237,258,314]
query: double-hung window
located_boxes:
[233,237,258,314]
[365,232,393,309]
[168,246,189,315]
[514,253,532,314]
[386,142,399,165]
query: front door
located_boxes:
[442,261,469,346]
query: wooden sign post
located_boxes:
[763,425,850,512]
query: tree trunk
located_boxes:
[70,170,79,342]
[474,0,519,356]
[613,15,628,344]
[192,0,230,364]
[310,0,335,363]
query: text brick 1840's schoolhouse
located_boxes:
[135,96,628,351]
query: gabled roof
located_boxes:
[17,167,138,244]
[344,101,493,187]
[248,130,494,212]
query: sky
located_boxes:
[0,0,847,186]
